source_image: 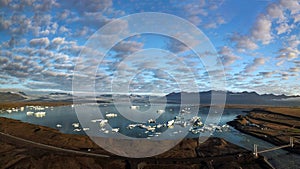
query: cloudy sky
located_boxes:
[0,0,299,96]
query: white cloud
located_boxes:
[293,13,300,23]
[287,35,300,48]
[289,67,300,72]
[244,58,266,73]
[52,37,65,45]
[276,60,285,66]
[277,47,299,60]
[58,10,70,20]
[29,37,50,47]
[113,41,144,54]
[251,14,273,44]
[218,46,240,66]
[188,15,202,26]
[266,3,285,20]
[276,22,293,34]
[259,71,274,78]
[59,26,69,33]
[167,32,201,53]
[279,0,300,15]
[230,34,258,51]
[34,0,59,12]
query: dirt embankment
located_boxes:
[228,107,300,154]
[0,117,272,169]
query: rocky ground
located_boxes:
[0,117,272,169]
[228,107,300,154]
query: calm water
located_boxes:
[1,103,299,168]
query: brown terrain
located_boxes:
[0,117,272,169]
[228,107,300,154]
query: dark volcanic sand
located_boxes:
[228,107,300,154]
[0,117,272,169]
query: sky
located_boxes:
[0,0,299,96]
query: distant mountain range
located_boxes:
[0,92,28,102]
[165,91,300,106]
[0,90,299,106]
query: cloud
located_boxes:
[29,37,50,47]
[277,47,299,60]
[57,9,70,20]
[259,71,274,78]
[244,58,266,73]
[166,32,200,53]
[251,14,273,44]
[113,41,144,54]
[2,62,30,78]
[288,35,300,48]
[49,37,66,49]
[66,0,113,13]
[293,13,300,23]
[289,67,300,72]
[281,72,290,80]
[33,0,59,12]
[218,46,240,66]
[181,0,225,27]
[279,0,300,15]
[0,57,9,64]
[58,26,69,33]
[52,37,65,45]
[188,15,202,26]
[276,22,294,35]
[204,16,226,29]
[0,17,10,31]
[266,3,285,20]
[276,60,285,66]
[230,34,258,51]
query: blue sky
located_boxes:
[0,0,299,96]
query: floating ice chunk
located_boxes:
[72,123,80,128]
[99,119,108,127]
[91,119,103,123]
[26,111,34,116]
[190,116,203,127]
[105,113,117,118]
[34,112,46,118]
[167,120,175,128]
[130,105,140,110]
[157,109,165,114]
[112,128,120,132]
[148,119,156,123]
[127,124,137,129]
[156,124,163,128]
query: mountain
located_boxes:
[0,92,27,102]
[164,91,300,106]
[49,92,72,96]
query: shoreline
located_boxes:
[0,117,272,169]
[1,100,299,110]
[228,107,300,155]
[0,101,73,110]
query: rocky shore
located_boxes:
[0,117,272,169]
[228,107,300,154]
